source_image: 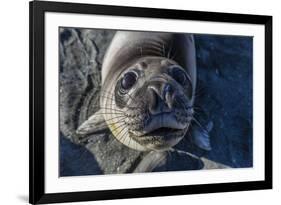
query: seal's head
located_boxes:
[101,56,195,151]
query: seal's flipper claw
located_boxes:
[200,157,230,169]
[76,109,108,135]
[191,121,213,151]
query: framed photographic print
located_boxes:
[29,0,272,204]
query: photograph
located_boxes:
[59,28,253,176]
[29,1,272,203]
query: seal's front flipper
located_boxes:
[191,121,213,151]
[133,149,204,173]
[133,151,168,173]
[76,109,108,135]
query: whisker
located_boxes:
[100,87,146,107]
[117,127,129,145]
[105,119,126,127]
[193,87,206,98]
[175,97,191,110]
[89,106,125,113]
[97,83,147,128]
[192,116,208,133]
[101,90,146,120]
[100,97,144,111]
[113,123,128,143]
[110,121,127,134]
[100,97,144,122]
[100,86,147,110]
[128,131,132,149]
[88,112,124,116]
[126,92,146,111]
[105,119,127,126]
[99,94,128,106]
[104,115,126,121]
[99,92,145,111]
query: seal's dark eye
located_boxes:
[121,71,137,90]
[169,66,189,86]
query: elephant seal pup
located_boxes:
[77,31,210,152]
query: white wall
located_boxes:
[0,0,279,204]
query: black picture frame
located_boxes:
[29,0,272,204]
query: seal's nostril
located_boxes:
[165,93,173,109]
[162,84,173,97]
[163,84,174,109]
[148,87,159,114]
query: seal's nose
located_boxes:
[148,83,175,115]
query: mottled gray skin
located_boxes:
[78,31,197,152]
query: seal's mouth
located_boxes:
[146,127,182,136]
[141,112,189,136]
[128,111,190,151]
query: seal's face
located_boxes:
[101,57,194,151]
